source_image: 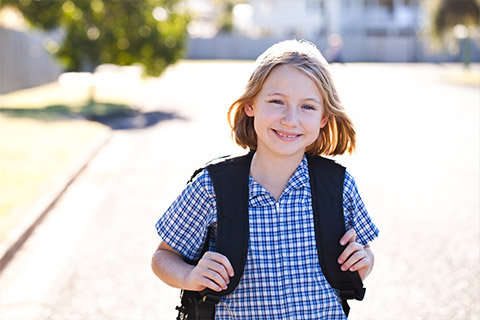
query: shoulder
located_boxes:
[188,166,215,197]
[306,154,346,172]
[343,170,366,202]
[207,152,254,169]
[189,152,253,182]
[306,155,346,192]
[343,170,356,190]
[342,170,380,245]
[342,170,361,206]
[202,153,254,184]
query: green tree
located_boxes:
[1,0,190,76]
[424,0,480,67]
[213,0,242,33]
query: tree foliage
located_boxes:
[422,0,480,66]
[425,0,480,42]
[213,0,242,33]
[1,0,190,76]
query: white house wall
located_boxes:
[244,0,420,37]
[248,0,324,38]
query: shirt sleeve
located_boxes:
[343,170,379,246]
[155,169,217,261]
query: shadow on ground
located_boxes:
[0,102,187,130]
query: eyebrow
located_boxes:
[266,92,322,104]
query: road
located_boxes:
[0,62,478,320]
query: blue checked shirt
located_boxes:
[157,156,379,319]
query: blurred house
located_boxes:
[187,0,479,62]
[237,0,419,38]
[1,0,478,93]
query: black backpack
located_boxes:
[176,152,365,319]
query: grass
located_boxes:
[0,102,134,121]
[0,81,137,241]
[0,116,107,240]
[441,65,480,87]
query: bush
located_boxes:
[2,0,190,76]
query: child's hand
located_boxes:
[186,252,234,292]
[337,229,374,280]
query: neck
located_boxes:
[250,150,304,201]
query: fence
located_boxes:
[0,27,62,95]
[1,28,478,94]
[187,34,480,63]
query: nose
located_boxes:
[280,106,298,127]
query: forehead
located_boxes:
[261,65,321,96]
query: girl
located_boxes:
[152,39,379,319]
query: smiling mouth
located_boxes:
[273,129,301,139]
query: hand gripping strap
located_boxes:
[177,153,252,320]
[306,155,365,316]
[201,152,253,297]
[182,153,364,318]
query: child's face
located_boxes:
[245,64,328,159]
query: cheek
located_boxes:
[312,126,322,142]
[308,118,324,142]
[255,107,278,123]
[306,115,324,133]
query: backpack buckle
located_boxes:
[340,288,366,301]
[339,289,355,300]
[200,293,222,305]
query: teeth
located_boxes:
[277,131,297,138]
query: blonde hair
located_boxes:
[227,39,356,156]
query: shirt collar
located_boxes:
[248,155,310,201]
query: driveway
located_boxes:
[0,61,478,319]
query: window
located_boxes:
[306,0,324,11]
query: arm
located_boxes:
[340,172,379,281]
[151,241,234,292]
[337,229,375,281]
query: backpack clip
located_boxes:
[340,288,366,301]
[200,293,222,305]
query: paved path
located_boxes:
[0,62,478,320]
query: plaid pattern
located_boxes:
[157,156,379,319]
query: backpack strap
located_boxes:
[177,152,253,320]
[177,152,365,319]
[306,154,366,316]
[204,151,253,296]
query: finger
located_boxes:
[340,229,356,246]
[340,250,367,271]
[197,259,230,287]
[192,263,230,291]
[203,252,235,277]
[199,252,235,287]
[195,270,225,292]
[201,267,229,291]
[346,257,370,272]
[337,242,363,265]
[206,281,223,292]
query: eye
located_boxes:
[269,100,284,105]
[302,104,316,110]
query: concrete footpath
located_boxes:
[0,62,478,320]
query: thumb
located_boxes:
[340,228,356,246]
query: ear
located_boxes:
[320,114,329,128]
[244,103,255,117]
